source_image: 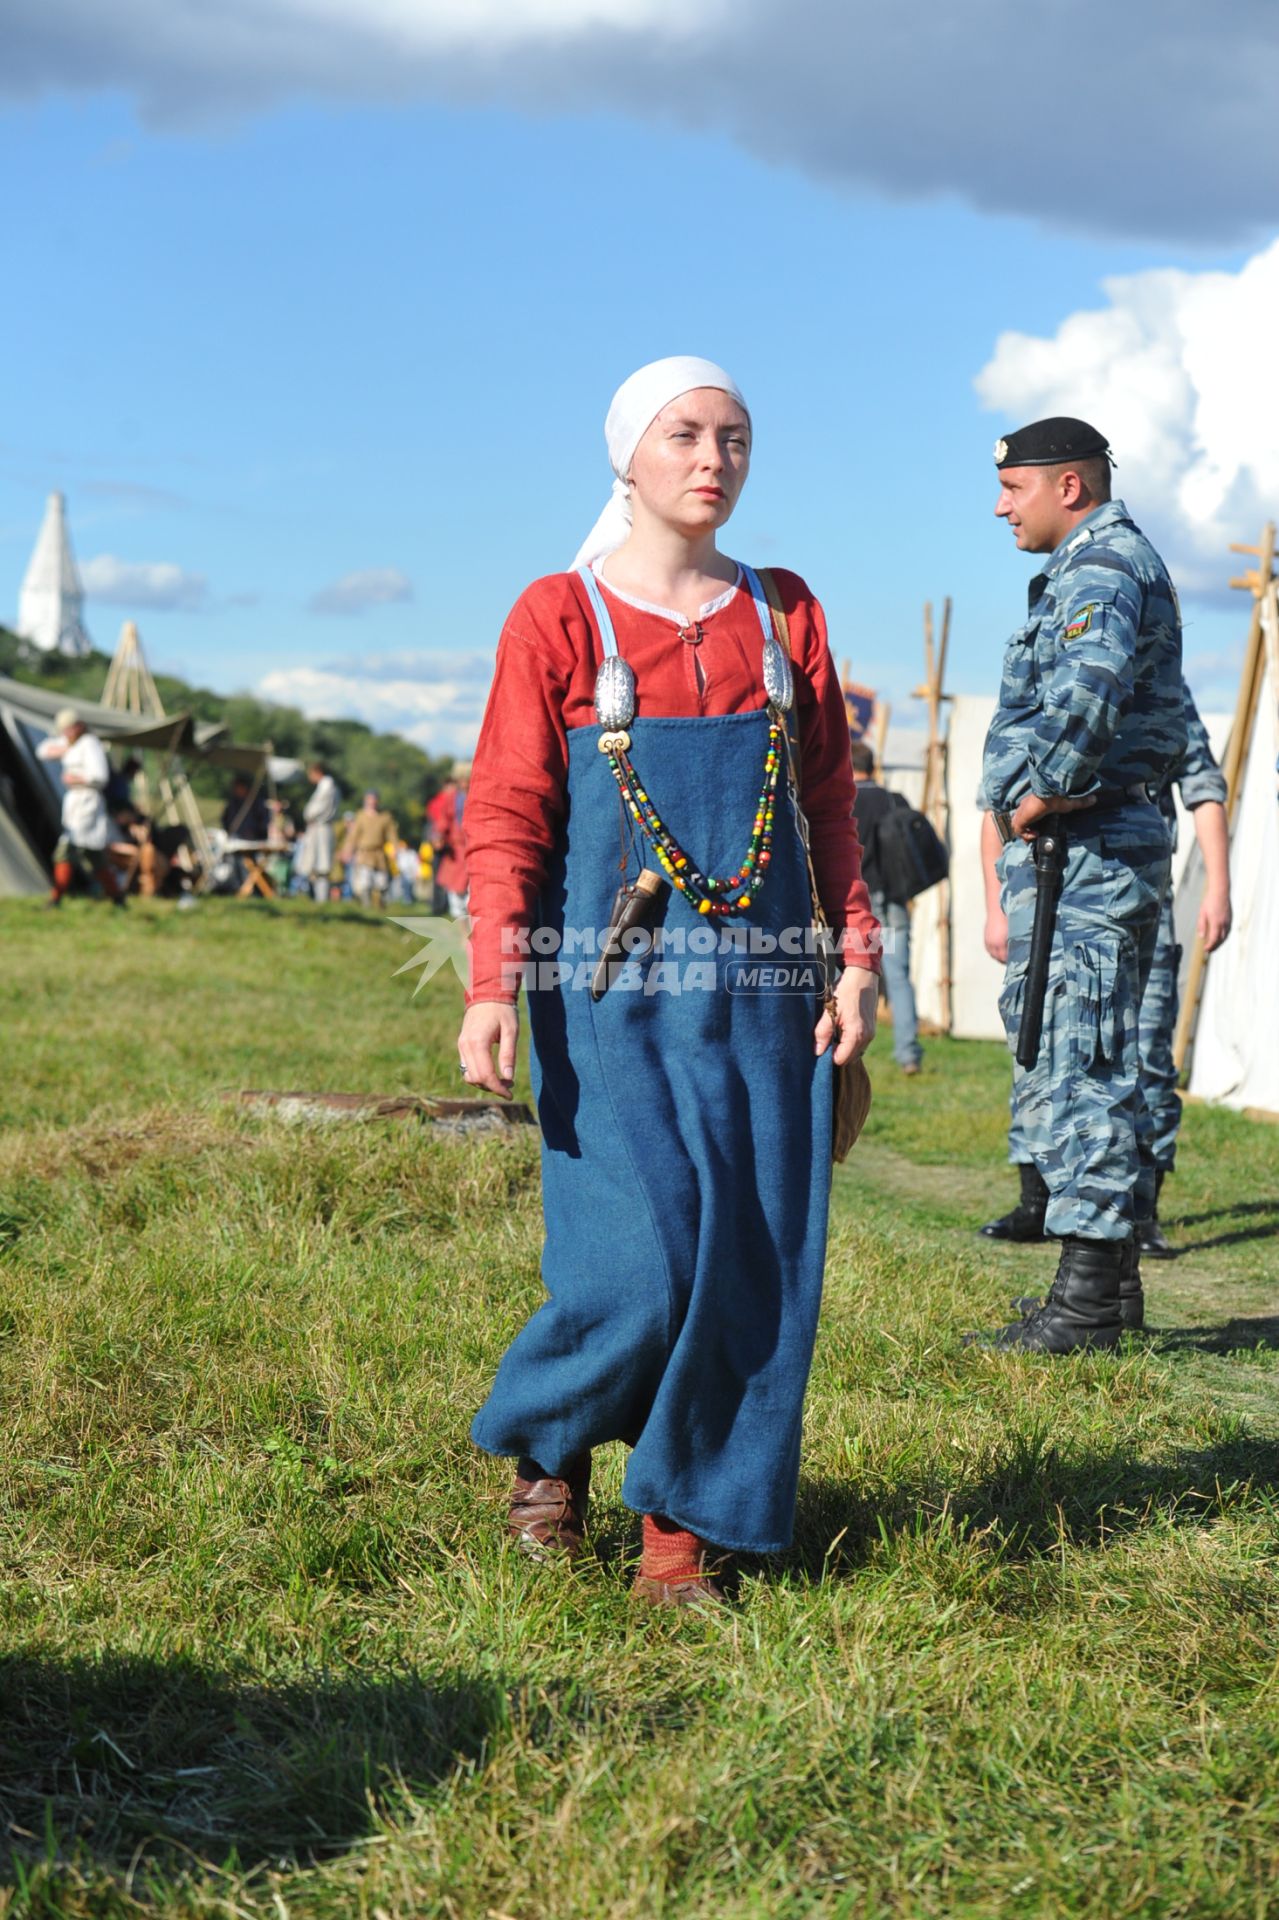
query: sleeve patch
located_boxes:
[1064,603,1098,640]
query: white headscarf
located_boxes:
[571,355,750,571]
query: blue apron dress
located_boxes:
[471,567,834,1554]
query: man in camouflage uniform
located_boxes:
[970,417,1186,1353]
[981,678,1231,1268]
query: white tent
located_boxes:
[1188,641,1279,1115]
[877,725,927,806]
[16,492,92,658]
[910,695,1004,1039]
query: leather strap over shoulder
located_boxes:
[757,568,831,961]
[756,567,801,788]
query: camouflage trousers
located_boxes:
[999,807,1170,1241]
[1137,893,1181,1170]
[1009,884,1182,1179]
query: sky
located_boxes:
[2,0,1276,755]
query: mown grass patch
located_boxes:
[2,896,1276,1917]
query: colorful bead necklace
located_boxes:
[581,560,795,920]
[602,721,784,917]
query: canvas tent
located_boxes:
[1185,545,1279,1116]
[1188,663,1279,1113]
[0,673,300,896]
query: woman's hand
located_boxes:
[459,1000,520,1098]
[815,964,878,1066]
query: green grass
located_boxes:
[1,896,1277,1918]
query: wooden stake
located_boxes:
[1261,578,1279,733]
[913,596,953,1031]
[1174,520,1276,1074]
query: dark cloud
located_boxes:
[2,0,1275,242]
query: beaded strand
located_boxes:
[604,716,785,917]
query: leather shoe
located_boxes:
[507,1452,591,1559]
[631,1570,727,1609]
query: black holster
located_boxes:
[1015,826,1068,1070]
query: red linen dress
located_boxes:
[463,565,880,1003]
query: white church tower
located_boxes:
[17,491,93,657]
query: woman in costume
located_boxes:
[459,357,880,1605]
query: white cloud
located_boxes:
[5,1,1276,240]
[307,567,414,616]
[322,648,493,685]
[81,553,209,610]
[277,0,703,43]
[258,655,490,756]
[974,237,1279,590]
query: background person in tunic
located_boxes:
[458,356,880,1607]
[35,709,126,909]
[220,774,271,844]
[979,679,1231,1263]
[426,763,470,918]
[341,790,399,908]
[970,417,1187,1354]
[297,760,340,904]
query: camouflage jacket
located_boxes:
[980,500,1188,811]
[1158,677,1228,852]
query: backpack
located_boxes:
[872,794,949,904]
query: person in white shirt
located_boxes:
[35,708,125,908]
[298,761,340,903]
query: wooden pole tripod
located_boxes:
[102,620,164,715]
[101,619,216,885]
[1173,521,1277,1075]
[912,597,953,1030]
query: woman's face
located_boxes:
[627,387,751,538]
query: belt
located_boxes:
[990,783,1155,845]
[1085,782,1157,810]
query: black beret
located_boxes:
[993,416,1114,469]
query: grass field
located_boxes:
[2,896,1277,1919]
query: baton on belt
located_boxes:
[1015,826,1068,1070]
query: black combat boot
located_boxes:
[1136,1168,1175,1259]
[1119,1236,1144,1331]
[970,1235,1124,1352]
[979,1163,1050,1243]
[1014,1234,1144,1330]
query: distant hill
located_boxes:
[0,626,454,834]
